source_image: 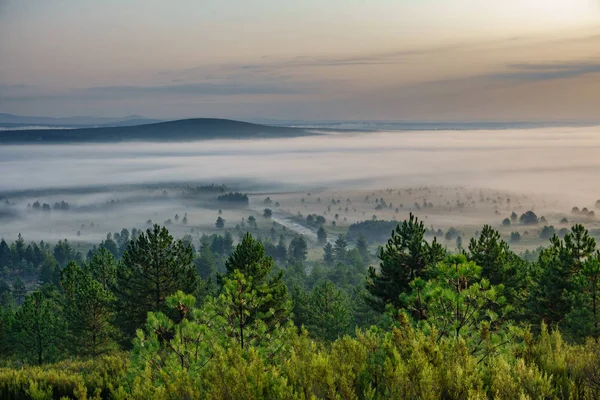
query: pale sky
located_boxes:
[1,0,599,121]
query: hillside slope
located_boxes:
[0,118,314,144]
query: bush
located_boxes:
[0,354,127,400]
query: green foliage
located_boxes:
[0,354,127,400]
[520,210,539,225]
[3,215,600,398]
[317,226,327,245]
[86,248,116,290]
[323,242,334,266]
[468,225,511,286]
[288,235,307,263]
[12,277,26,305]
[355,234,369,262]
[221,233,291,334]
[366,213,445,312]
[13,291,66,365]
[333,235,348,263]
[296,281,352,341]
[347,219,399,243]
[532,224,597,333]
[216,192,249,205]
[114,225,197,341]
[60,262,117,357]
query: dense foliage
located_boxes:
[1,217,600,399]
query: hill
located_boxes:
[0,113,161,127]
[0,118,314,144]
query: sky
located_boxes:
[0,0,599,121]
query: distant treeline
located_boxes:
[216,192,249,205]
[30,200,70,211]
[183,183,228,194]
[346,220,399,242]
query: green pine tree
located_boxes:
[13,291,66,365]
[114,224,198,340]
[366,213,445,312]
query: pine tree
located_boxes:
[288,235,308,263]
[532,224,596,329]
[195,246,217,280]
[468,225,511,286]
[13,291,65,364]
[114,224,198,340]
[61,261,116,356]
[220,233,290,332]
[366,213,445,312]
[12,277,26,305]
[323,243,335,266]
[334,235,348,263]
[87,247,117,290]
[275,236,288,262]
[401,254,510,358]
[303,281,352,341]
[317,226,327,245]
[356,234,369,262]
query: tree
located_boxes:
[468,225,511,286]
[400,255,511,359]
[12,233,25,265]
[275,236,288,263]
[288,235,308,263]
[12,277,26,305]
[519,211,539,225]
[333,235,348,263]
[502,218,511,226]
[532,224,597,329]
[567,254,600,337]
[539,225,556,240]
[195,246,217,280]
[215,216,225,229]
[60,261,116,356]
[366,213,445,312]
[356,235,369,262]
[100,233,119,258]
[220,233,290,335]
[13,291,65,365]
[39,254,60,287]
[53,239,76,267]
[323,243,335,266]
[87,247,116,290]
[317,226,328,245]
[263,208,273,218]
[456,236,463,252]
[114,224,198,340]
[302,281,352,341]
[0,280,11,307]
[510,212,518,222]
[247,216,257,229]
[130,290,293,389]
[0,239,11,271]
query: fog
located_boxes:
[1,126,600,247]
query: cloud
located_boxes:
[0,81,317,102]
[488,60,600,82]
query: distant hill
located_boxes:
[0,113,161,127]
[0,118,314,144]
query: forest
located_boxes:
[0,213,598,399]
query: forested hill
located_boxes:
[0,118,314,144]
